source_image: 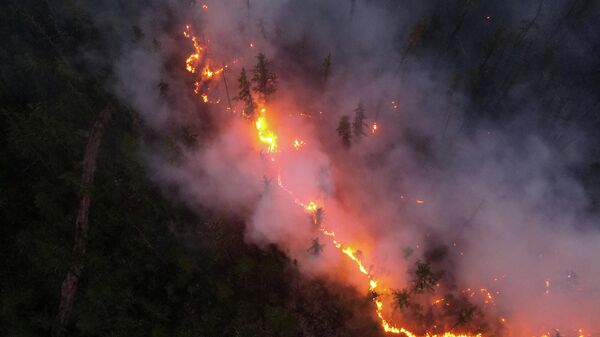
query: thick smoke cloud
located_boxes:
[98,0,600,335]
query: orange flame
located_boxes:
[184,25,228,103]
[255,106,278,153]
[184,26,204,74]
[267,130,484,337]
[180,26,586,337]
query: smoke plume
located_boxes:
[95,0,600,335]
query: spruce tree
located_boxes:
[337,115,352,147]
[392,288,411,310]
[307,237,324,255]
[352,103,367,140]
[235,67,255,118]
[251,53,278,101]
[412,261,440,294]
[321,53,332,84]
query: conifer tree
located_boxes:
[235,67,255,118]
[337,115,352,147]
[251,53,278,101]
[312,207,324,226]
[352,103,367,140]
[307,237,324,255]
[412,261,440,294]
[321,53,332,84]
[392,288,411,310]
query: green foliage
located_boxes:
[265,305,299,337]
[234,67,255,118]
[392,288,411,310]
[412,260,441,293]
[251,53,278,101]
[4,2,375,337]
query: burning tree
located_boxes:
[235,67,256,118]
[352,103,367,140]
[336,115,352,147]
[251,53,278,101]
[311,207,324,226]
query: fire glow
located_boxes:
[255,106,278,153]
[180,22,590,337]
[249,106,484,337]
[184,25,228,104]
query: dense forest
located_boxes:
[0,1,381,336]
[1,1,599,337]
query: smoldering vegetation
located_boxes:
[105,0,600,336]
[2,0,600,336]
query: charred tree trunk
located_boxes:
[54,105,113,334]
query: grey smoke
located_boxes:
[95,0,600,335]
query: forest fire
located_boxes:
[184,25,228,104]
[184,26,203,73]
[252,112,485,337]
[179,11,593,336]
[7,1,600,337]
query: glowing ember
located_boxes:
[305,200,318,212]
[462,288,497,306]
[251,104,484,337]
[371,123,378,134]
[293,139,305,150]
[201,63,224,79]
[179,24,583,337]
[432,298,445,305]
[184,26,204,74]
[183,25,229,103]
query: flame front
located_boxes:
[255,106,278,153]
[184,25,228,104]
[181,23,588,337]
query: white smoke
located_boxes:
[102,0,600,335]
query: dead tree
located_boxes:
[54,104,113,334]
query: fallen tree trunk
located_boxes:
[55,105,113,333]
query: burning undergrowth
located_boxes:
[96,0,600,336]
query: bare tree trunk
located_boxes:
[54,105,113,334]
